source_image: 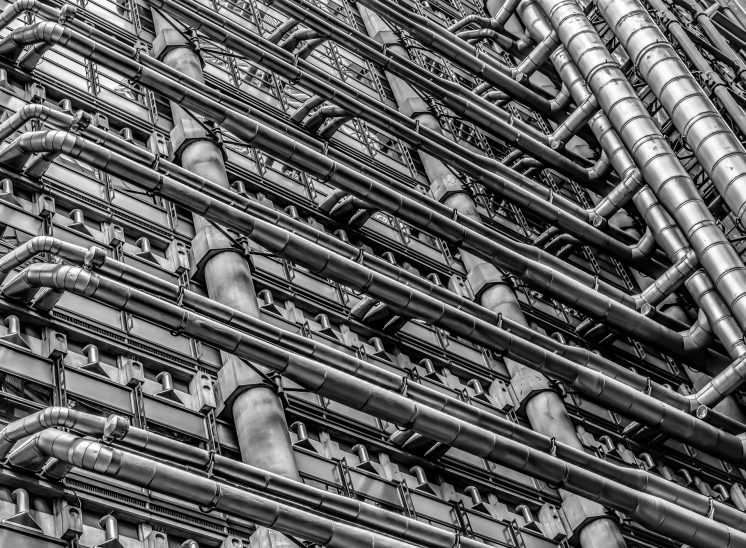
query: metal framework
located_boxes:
[0,0,743,547]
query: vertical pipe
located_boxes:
[357,6,625,545]
[151,12,299,548]
[537,0,746,332]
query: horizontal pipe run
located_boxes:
[3,248,745,470]
[156,0,623,219]
[0,226,698,424]
[0,35,647,311]
[1,278,744,548]
[9,430,421,548]
[4,243,744,529]
[0,409,484,548]
[541,0,746,333]
[64,0,660,265]
[0,130,719,391]
[2,403,745,538]
[0,96,702,383]
[0,51,704,347]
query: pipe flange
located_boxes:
[152,28,204,67]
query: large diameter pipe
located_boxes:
[152,14,300,514]
[3,402,745,533]
[4,242,743,532]
[538,0,746,332]
[5,263,746,474]
[9,430,420,548]
[361,10,623,543]
[1,133,735,457]
[597,0,746,231]
[2,270,744,548]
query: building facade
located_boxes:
[0,0,743,546]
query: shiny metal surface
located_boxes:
[0,0,744,546]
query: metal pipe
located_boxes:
[361,8,622,543]
[0,108,704,355]
[133,0,677,266]
[353,0,567,116]
[539,0,746,332]
[548,94,598,148]
[2,258,745,528]
[21,1,655,266]
[0,102,673,342]
[1,397,743,532]
[7,383,746,546]
[523,0,746,362]
[634,250,697,309]
[3,252,743,466]
[599,0,746,229]
[449,0,522,33]
[9,430,422,548]
[0,415,484,548]
[1,130,724,397]
[662,7,746,137]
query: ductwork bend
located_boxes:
[2,241,743,529]
[3,257,745,467]
[4,390,746,546]
[9,430,421,548]
[538,0,746,334]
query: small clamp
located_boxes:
[169,310,189,337]
[199,483,222,514]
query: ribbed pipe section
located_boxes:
[598,0,746,227]
[537,0,746,331]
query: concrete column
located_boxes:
[357,7,626,546]
[152,13,299,548]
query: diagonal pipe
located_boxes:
[0,242,742,530]
[536,0,746,333]
[1,271,745,547]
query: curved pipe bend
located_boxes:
[3,268,746,546]
[1,256,742,473]
[0,128,707,358]
[0,235,708,433]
